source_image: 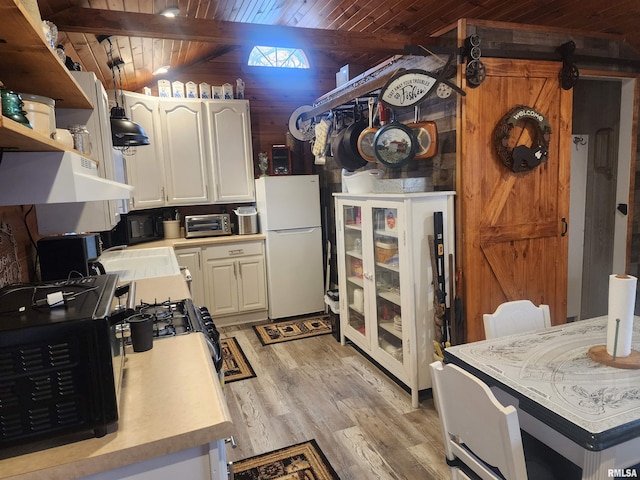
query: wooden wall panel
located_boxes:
[0,206,39,285]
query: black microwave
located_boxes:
[108,210,165,247]
[0,274,127,455]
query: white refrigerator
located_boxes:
[255,175,325,319]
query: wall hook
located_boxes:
[573,136,586,150]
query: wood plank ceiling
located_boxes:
[37,0,640,93]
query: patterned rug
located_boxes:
[221,337,256,383]
[253,314,332,345]
[233,439,340,479]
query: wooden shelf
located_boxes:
[0,0,92,109]
[378,290,401,306]
[0,115,66,151]
[374,228,398,238]
[379,321,402,339]
[376,261,399,272]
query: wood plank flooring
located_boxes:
[219,325,449,479]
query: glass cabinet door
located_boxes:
[371,206,403,363]
[342,204,366,338]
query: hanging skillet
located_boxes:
[408,105,438,159]
[357,98,381,162]
[372,108,417,168]
[331,111,368,171]
[340,104,368,168]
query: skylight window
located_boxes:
[248,46,310,69]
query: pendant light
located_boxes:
[100,36,150,155]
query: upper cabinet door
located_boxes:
[160,99,210,205]
[124,92,166,209]
[205,100,255,203]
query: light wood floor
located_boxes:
[219,324,449,480]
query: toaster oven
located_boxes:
[185,214,231,238]
[0,274,127,454]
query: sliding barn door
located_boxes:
[458,58,573,342]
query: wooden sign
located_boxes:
[379,69,436,109]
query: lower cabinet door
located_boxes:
[174,247,204,306]
[205,259,239,316]
[237,256,267,312]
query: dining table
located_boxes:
[443,315,640,480]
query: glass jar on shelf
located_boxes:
[68,124,92,155]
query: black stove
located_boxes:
[127,298,223,373]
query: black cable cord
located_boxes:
[21,204,39,280]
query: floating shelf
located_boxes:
[0,116,66,152]
[0,0,92,109]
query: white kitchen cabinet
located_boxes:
[121,92,255,210]
[122,92,166,209]
[175,241,268,325]
[124,94,208,207]
[36,72,123,233]
[203,241,268,326]
[335,192,455,407]
[174,247,205,306]
[204,101,255,202]
[160,99,209,205]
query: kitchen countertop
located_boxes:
[127,233,265,250]
[133,274,191,303]
[0,334,233,480]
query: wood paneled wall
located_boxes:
[0,206,39,286]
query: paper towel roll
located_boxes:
[606,274,638,357]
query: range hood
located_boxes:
[0,151,134,205]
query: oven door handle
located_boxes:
[201,333,223,373]
[109,281,137,325]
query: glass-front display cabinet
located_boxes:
[335,191,455,407]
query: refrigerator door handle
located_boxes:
[272,227,319,235]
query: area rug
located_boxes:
[233,439,340,480]
[253,314,332,345]
[221,337,256,383]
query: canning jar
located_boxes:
[69,124,92,155]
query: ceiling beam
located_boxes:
[48,7,417,55]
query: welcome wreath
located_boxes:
[494,105,551,173]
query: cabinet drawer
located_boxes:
[205,241,263,260]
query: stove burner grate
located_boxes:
[130,299,193,339]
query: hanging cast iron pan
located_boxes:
[332,126,368,171]
[341,107,368,167]
[408,105,438,159]
[372,108,417,168]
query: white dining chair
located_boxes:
[430,360,528,479]
[429,361,571,479]
[483,300,551,339]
